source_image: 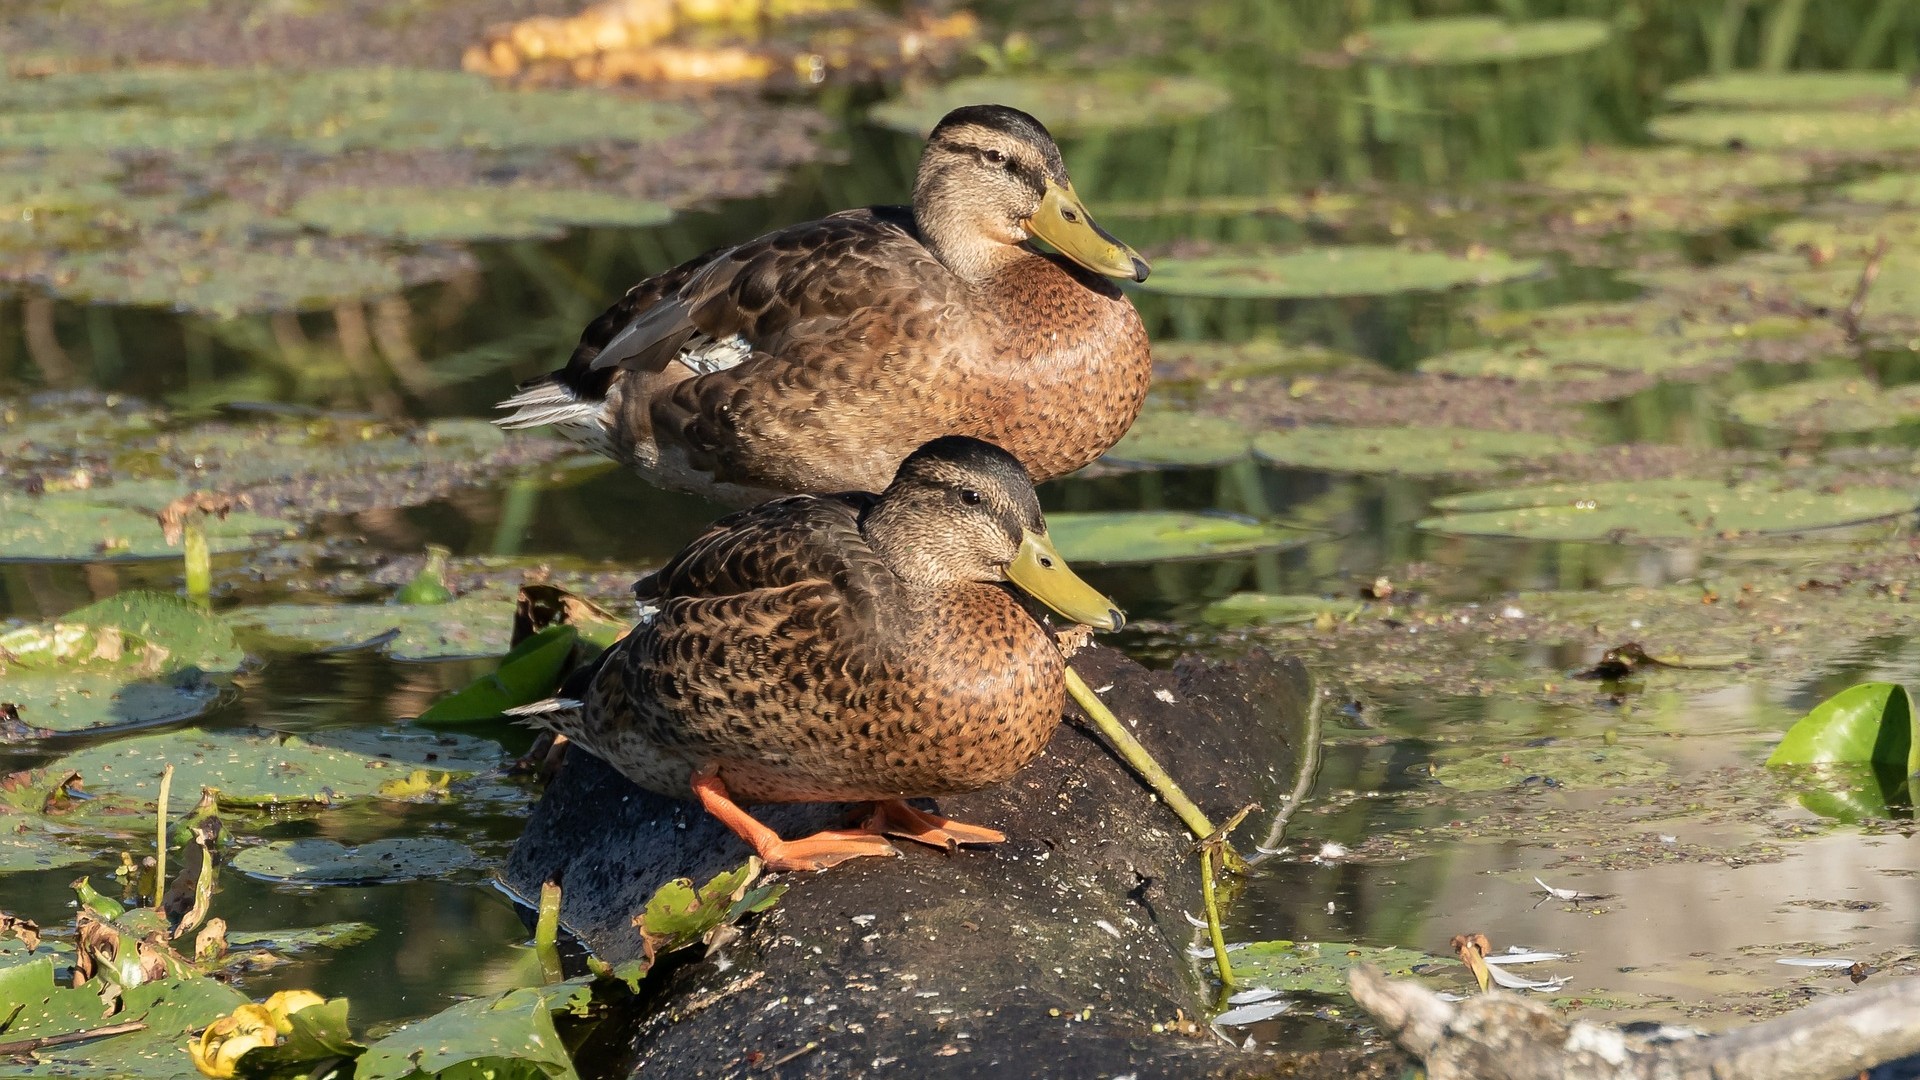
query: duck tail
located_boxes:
[504,696,587,737]
[493,372,620,460]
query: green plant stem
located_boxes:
[535,881,564,984]
[1199,846,1234,989]
[154,764,173,904]
[1064,666,1216,841]
[183,519,210,602]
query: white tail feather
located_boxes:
[493,379,618,459]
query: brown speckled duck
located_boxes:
[529,436,1123,871]
[494,104,1151,506]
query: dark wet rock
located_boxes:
[508,645,1398,1078]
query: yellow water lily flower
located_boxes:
[190,989,327,1078]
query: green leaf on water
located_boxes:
[229,594,513,660]
[1839,172,1920,208]
[1767,682,1919,776]
[59,592,246,672]
[1651,107,1920,154]
[1663,72,1915,110]
[1199,593,1364,627]
[1251,426,1586,477]
[868,74,1230,136]
[1141,246,1542,300]
[1726,378,1920,434]
[1418,479,1917,543]
[1102,411,1252,468]
[288,185,673,243]
[1152,339,1377,384]
[45,726,502,807]
[1048,511,1308,565]
[393,545,456,606]
[1530,144,1814,197]
[1344,16,1610,65]
[0,492,289,562]
[0,957,247,1080]
[230,837,480,885]
[1416,335,1743,383]
[416,625,580,725]
[228,994,365,1077]
[0,828,94,874]
[1,668,220,736]
[355,986,582,1080]
[1432,745,1670,792]
[226,922,378,953]
[1231,940,1434,995]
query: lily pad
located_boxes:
[50,231,428,318]
[1102,411,1252,468]
[229,594,513,660]
[355,985,581,1080]
[1141,246,1543,300]
[1417,335,1744,383]
[1839,172,1920,208]
[1344,16,1610,65]
[1153,339,1377,383]
[55,592,246,672]
[1199,593,1365,627]
[1726,378,1920,434]
[1251,426,1586,476]
[1047,511,1305,565]
[1664,72,1915,110]
[226,922,379,952]
[1432,745,1670,791]
[1767,682,1919,776]
[1419,478,1917,542]
[0,492,289,561]
[1531,145,1814,197]
[0,829,94,874]
[0,957,247,1080]
[867,74,1231,137]
[231,837,480,885]
[44,726,502,807]
[1231,940,1434,994]
[1651,107,1920,154]
[289,185,674,243]
[2,668,220,736]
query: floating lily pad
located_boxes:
[1251,426,1586,476]
[1531,145,1814,197]
[1417,335,1744,383]
[1345,16,1610,65]
[1664,72,1915,110]
[1839,172,1920,207]
[1047,511,1305,565]
[1153,339,1377,383]
[0,67,697,154]
[1651,107,1920,153]
[0,492,290,561]
[289,186,673,243]
[44,726,502,807]
[1199,593,1365,627]
[1419,479,1916,542]
[1770,210,1920,258]
[1141,246,1543,300]
[231,837,480,885]
[1103,411,1252,468]
[868,74,1230,137]
[50,231,432,317]
[229,594,512,660]
[1432,745,1670,791]
[0,957,247,1080]
[3,668,220,735]
[0,829,94,873]
[1727,378,1920,434]
[355,985,583,1080]
[1767,682,1918,775]
[57,592,246,671]
[226,922,379,952]
[1231,940,1435,994]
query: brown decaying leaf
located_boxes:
[156,492,252,547]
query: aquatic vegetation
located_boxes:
[1725,377,1920,434]
[230,838,483,885]
[869,73,1232,136]
[1142,246,1543,300]
[1419,478,1917,543]
[1341,16,1611,66]
[1251,426,1588,477]
[1047,510,1306,564]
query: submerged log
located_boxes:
[506,645,1397,1078]
[1350,965,1920,1080]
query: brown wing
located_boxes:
[631,491,880,605]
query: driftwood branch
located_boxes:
[1350,963,1920,1080]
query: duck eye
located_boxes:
[984,149,1007,165]
[959,489,984,506]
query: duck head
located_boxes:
[864,436,1124,632]
[913,104,1149,285]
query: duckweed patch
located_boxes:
[1431,745,1671,792]
[1230,941,1436,995]
[1143,246,1544,300]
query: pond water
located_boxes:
[5,0,1920,1068]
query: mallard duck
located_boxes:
[495,104,1151,506]
[530,436,1123,871]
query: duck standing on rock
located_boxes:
[495,104,1151,506]
[524,436,1124,871]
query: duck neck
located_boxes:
[912,180,1030,285]
[861,496,968,590]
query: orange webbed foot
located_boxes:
[691,768,900,872]
[862,799,1006,850]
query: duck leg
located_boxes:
[690,768,899,872]
[861,799,1006,849]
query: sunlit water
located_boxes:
[5,0,1920,1049]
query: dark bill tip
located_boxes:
[1128,255,1151,283]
